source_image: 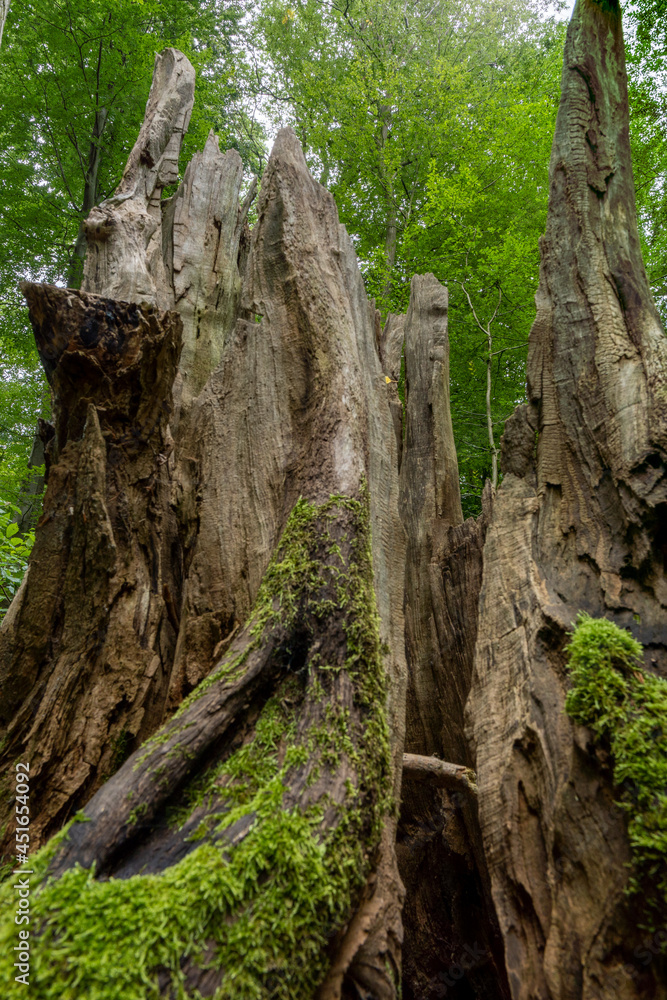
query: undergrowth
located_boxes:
[565,612,667,929]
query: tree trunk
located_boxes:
[466,0,667,997]
[2,2,667,997]
[0,0,10,49]
[67,107,109,289]
[0,46,408,1000]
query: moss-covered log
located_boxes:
[0,494,399,999]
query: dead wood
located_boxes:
[466,1,667,997]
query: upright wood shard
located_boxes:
[400,274,462,759]
[80,51,251,425]
[82,48,195,308]
[396,275,509,1000]
[467,1,667,997]
[167,132,252,416]
[379,311,405,466]
[0,47,245,855]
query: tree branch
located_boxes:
[402,753,477,796]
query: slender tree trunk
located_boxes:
[66,107,108,289]
[383,200,398,304]
[0,0,10,49]
[379,101,398,307]
[460,283,501,489]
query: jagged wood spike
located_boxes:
[396,274,509,1000]
[82,48,196,309]
[467,1,667,997]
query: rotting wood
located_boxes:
[402,753,477,796]
[466,1,667,997]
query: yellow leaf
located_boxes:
[385,376,392,384]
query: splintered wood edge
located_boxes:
[402,752,477,797]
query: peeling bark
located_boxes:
[0,285,182,851]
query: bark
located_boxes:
[0,285,183,851]
[0,49,407,1000]
[396,274,510,1000]
[466,1,667,997]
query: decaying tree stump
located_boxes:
[0,47,408,1000]
[1,0,667,996]
[467,0,667,997]
[0,287,183,848]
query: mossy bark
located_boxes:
[0,496,397,999]
[466,1,667,997]
[0,52,406,999]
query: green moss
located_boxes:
[0,810,362,1000]
[565,612,667,928]
[0,490,393,999]
[109,728,132,775]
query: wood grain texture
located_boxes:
[396,275,509,1000]
[0,285,183,853]
[1,104,408,993]
[467,2,667,996]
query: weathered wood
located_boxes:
[400,273,462,759]
[402,753,477,795]
[466,1,667,997]
[0,75,408,991]
[396,274,509,1000]
[82,48,195,309]
[0,285,182,853]
[167,132,254,419]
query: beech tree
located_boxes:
[0,1,667,999]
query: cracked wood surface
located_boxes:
[467,2,667,997]
[0,47,408,994]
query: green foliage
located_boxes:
[0,501,34,617]
[565,613,667,929]
[0,492,392,998]
[0,294,49,518]
[625,0,667,321]
[254,0,565,515]
[0,0,255,286]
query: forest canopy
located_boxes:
[0,0,665,535]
